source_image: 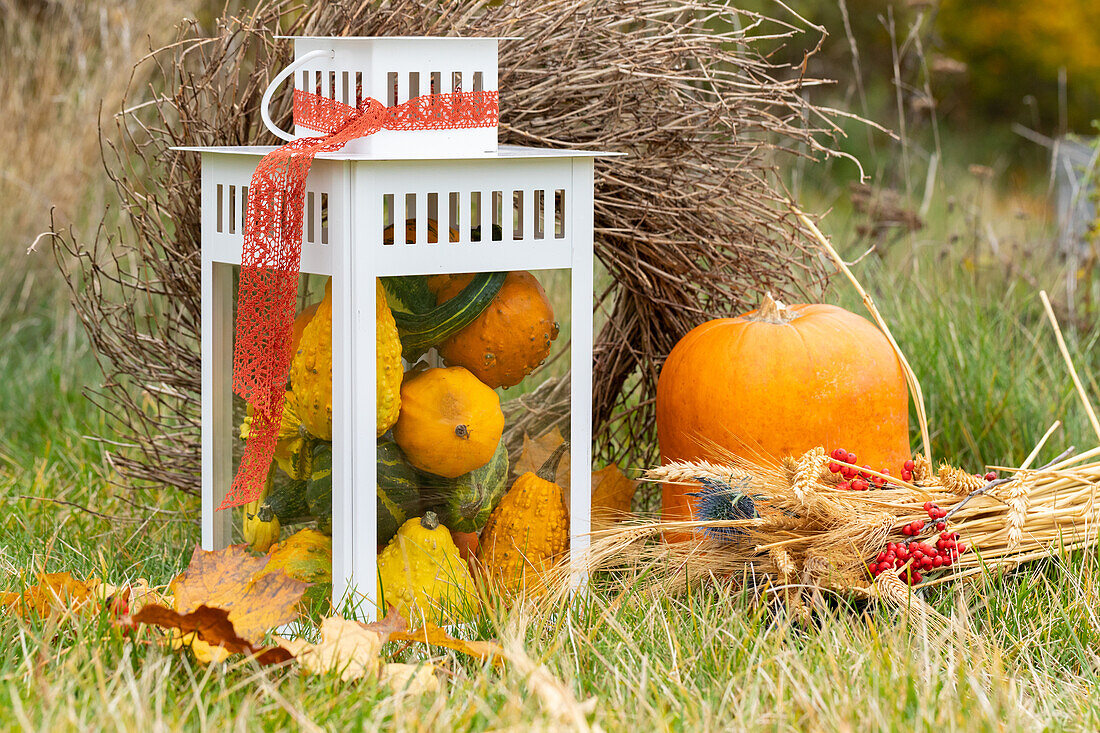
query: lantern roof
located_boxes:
[173,144,622,160]
[275,35,524,41]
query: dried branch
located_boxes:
[54,0,849,507]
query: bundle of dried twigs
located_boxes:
[53,0,850,506]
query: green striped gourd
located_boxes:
[301,439,423,545]
[381,272,506,361]
[421,440,509,532]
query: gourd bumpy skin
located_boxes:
[436,271,559,389]
[374,280,403,435]
[289,279,403,440]
[477,468,569,598]
[290,282,334,440]
[377,513,477,625]
[392,366,504,478]
[262,528,333,611]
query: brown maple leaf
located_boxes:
[1,573,100,618]
[515,427,571,495]
[170,544,309,641]
[134,604,293,665]
[591,464,637,525]
[133,544,309,665]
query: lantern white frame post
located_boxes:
[568,160,595,589]
[190,35,618,620]
[200,158,239,550]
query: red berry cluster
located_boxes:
[867,502,968,585]
[828,447,891,490]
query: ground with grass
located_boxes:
[4,3,1100,731]
[4,184,1099,729]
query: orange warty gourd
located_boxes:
[476,443,569,599]
[392,366,505,478]
[436,271,559,389]
[656,294,910,525]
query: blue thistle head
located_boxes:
[687,475,757,542]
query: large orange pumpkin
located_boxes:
[656,294,910,524]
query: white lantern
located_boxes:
[182,36,615,617]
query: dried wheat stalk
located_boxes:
[578,444,1100,614]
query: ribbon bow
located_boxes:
[220,86,499,509]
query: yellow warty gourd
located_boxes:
[289,279,403,440]
[375,280,402,435]
[240,390,313,480]
[377,512,478,624]
[477,444,570,598]
[290,281,333,440]
[242,467,280,552]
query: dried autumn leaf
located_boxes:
[278,610,407,681]
[170,544,310,642]
[1,573,100,618]
[381,663,440,694]
[591,463,637,525]
[515,430,637,525]
[133,604,293,666]
[133,544,308,665]
[168,630,233,665]
[97,578,171,615]
[390,623,505,667]
[516,428,571,495]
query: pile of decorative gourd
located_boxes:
[240,265,568,623]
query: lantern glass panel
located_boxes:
[223,270,332,546]
[373,267,571,622]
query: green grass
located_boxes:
[4,198,1100,730]
[3,562,1100,729]
[5,54,1100,732]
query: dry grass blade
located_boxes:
[791,205,932,462]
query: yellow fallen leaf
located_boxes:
[1,573,100,618]
[278,611,406,681]
[390,623,505,667]
[168,544,310,642]
[381,663,440,694]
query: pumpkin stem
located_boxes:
[536,443,569,483]
[751,292,796,325]
[420,511,440,531]
[454,424,470,439]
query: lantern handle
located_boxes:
[261,48,336,142]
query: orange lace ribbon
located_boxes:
[221,88,499,510]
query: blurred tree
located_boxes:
[937,0,1100,132]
